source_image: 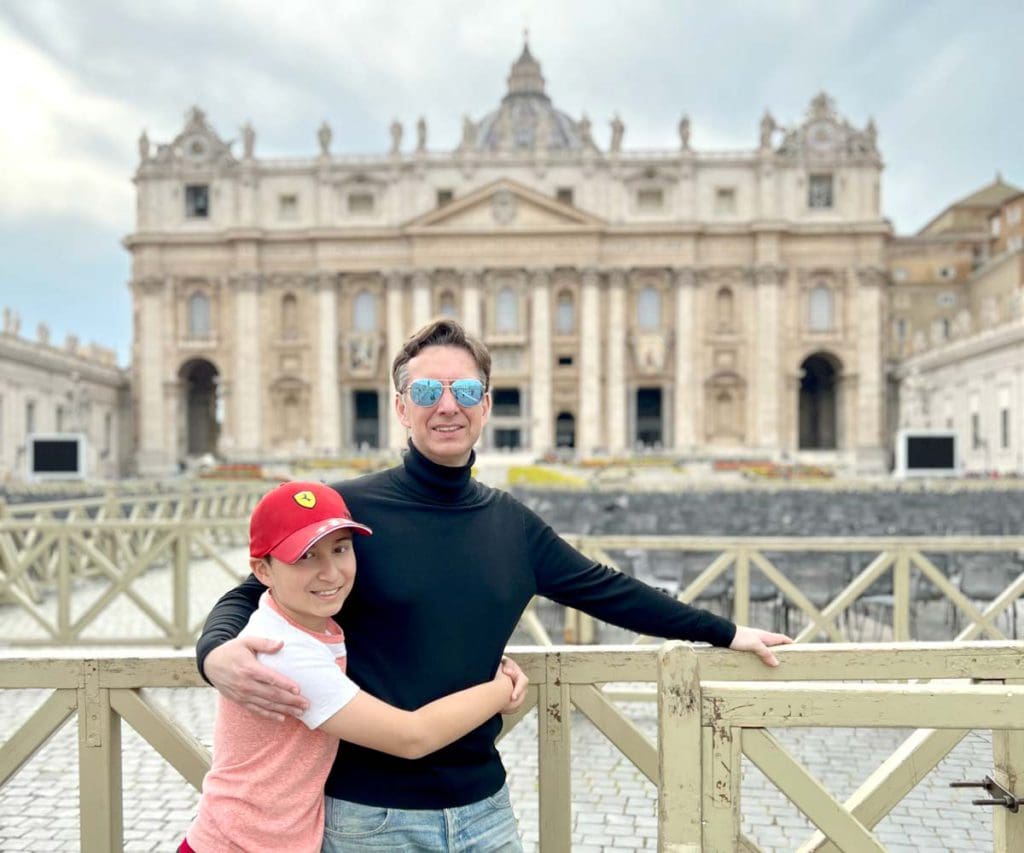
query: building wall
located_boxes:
[0,310,132,481]
[127,63,889,474]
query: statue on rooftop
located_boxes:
[317,121,332,156]
[759,111,776,150]
[389,119,403,154]
[416,116,427,152]
[138,130,150,161]
[241,122,255,159]
[609,114,624,153]
[678,114,691,151]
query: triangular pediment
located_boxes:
[404,179,605,231]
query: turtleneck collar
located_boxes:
[398,439,477,502]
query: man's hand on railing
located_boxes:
[205,636,309,721]
[728,625,794,667]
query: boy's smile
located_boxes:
[251,532,356,632]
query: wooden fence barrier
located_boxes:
[2,643,1022,851]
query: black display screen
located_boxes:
[906,436,955,469]
[33,439,80,473]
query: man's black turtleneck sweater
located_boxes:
[197,442,736,808]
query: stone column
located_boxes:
[461,269,482,335]
[135,276,171,474]
[606,269,628,452]
[529,269,553,453]
[385,271,407,450]
[855,266,886,471]
[754,266,783,450]
[578,268,602,454]
[314,273,340,454]
[673,268,698,452]
[232,273,263,456]
[411,270,431,331]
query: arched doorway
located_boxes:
[179,359,220,457]
[555,412,575,448]
[799,353,841,449]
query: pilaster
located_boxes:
[855,266,886,470]
[754,266,784,448]
[411,270,432,331]
[461,269,482,335]
[135,276,172,474]
[578,268,602,454]
[673,268,698,452]
[606,269,628,452]
[314,272,340,454]
[231,273,262,455]
[386,270,407,450]
[529,269,553,453]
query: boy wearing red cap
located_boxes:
[182,481,524,853]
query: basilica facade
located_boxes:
[126,44,889,475]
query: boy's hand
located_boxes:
[728,625,794,667]
[498,655,528,714]
[205,636,309,721]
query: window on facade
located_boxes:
[438,290,457,318]
[808,174,833,209]
[941,317,951,339]
[492,388,521,417]
[348,192,375,215]
[185,184,210,218]
[637,287,661,329]
[716,287,734,328]
[557,354,574,366]
[938,266,957,280]
[556,187,574,206]
[991,217,1002,236]
[808,285,833,331]
[278,194,299,221]
[936,292,956,307]
[282,293,299,339]
[436,189,454,207]
[714,187,736,214]
[496,287,519,333]
[494,428,522,449]
[556,291,575,334]
[1008,205,1022,225]
[188,292,211,338]
[895,318,907,340]
[26,400,35,435]
[353,291,377,332]
[103,412,112,454]
[636,188,664,212]
[893,268,908,282]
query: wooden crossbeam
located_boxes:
[0,688,78,785]
[798,727,967,852]
[109,688,211,790]
[571,683,658,783]
[743,728,886,852]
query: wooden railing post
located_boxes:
[658,641,702,852]
[734,547,750,626]
[893,546,911,640]
[993,677,1024,853]
[77,659,123,853]
[538,650,571,851]
[173,513,192,649]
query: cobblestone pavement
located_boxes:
[0,546,1000,852]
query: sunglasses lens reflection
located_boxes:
[408,379,484,407]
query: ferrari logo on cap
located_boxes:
[293,490,317,509]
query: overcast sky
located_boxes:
[1,0,1021,365]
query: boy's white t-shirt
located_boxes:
[186,591,360,853]
[244,597,360,728]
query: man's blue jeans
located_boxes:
[321,783,523,852]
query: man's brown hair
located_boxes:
[391,318,492,393]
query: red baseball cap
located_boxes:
[250,481,372,564]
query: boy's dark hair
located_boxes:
[391,318,492,393]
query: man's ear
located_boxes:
[250,557,271,585]
[394,391,411,430]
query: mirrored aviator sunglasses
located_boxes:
[407,378,485,407]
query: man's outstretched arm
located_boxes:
[196,574,309,720]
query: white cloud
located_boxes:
[0,19,136,229]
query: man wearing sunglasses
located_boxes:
[198,318,791,852]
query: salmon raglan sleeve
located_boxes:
[521,503,737,647]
